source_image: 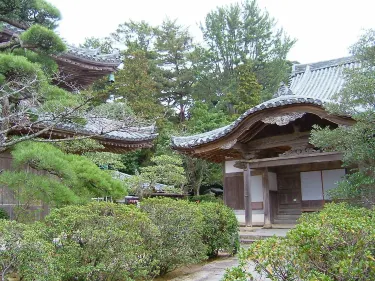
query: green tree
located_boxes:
[310,29,375,207]
[80,36,113,54]
[183,102,229,195]
[105,49,164,120]
[127,155,186,197]
[112,20,156,53]
[0,0,61,29]
[200,0,295,108]
[0,142,126,220]
[155,19,196,122]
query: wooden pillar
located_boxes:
[262,167,272,228]
[244,163,252,227]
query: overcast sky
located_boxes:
[48,0,375,64]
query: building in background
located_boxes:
[172,57,356,227]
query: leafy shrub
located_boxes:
[224,203,375,281]
[198,202,239,257]
[0,208,9,220]
[141,197,207,275]
[188,194,223,203]
[0,220,60,281]
[44,202,160,281]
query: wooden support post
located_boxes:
[262,167,272,228]
[244,163,252,227]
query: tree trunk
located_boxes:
[1,96,10,146]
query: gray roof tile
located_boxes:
[53,117,158,142]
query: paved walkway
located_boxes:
[155,228,291,281]
[155,254,238,281]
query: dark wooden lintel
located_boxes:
[239,152,343,169]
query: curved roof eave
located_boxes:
[172,95,345,149]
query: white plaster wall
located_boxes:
[234,210,264,225]
[225,160,243,173]
[269,172,277,191]
[251,175,263,202]
[301,171,323,200]
[322,169,346,199]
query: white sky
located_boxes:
[48,0,375,64]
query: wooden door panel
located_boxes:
[224,173,244,210]
[277,173,302,211]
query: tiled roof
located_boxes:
[1,23,121,64]
[65,46,121,64]
[287,56,359,101]
[53,117,158,142]
[172,56,358,149]
[172,96,323,148]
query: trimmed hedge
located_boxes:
[188,194,223,203]
[224,203,375,281]
[0,200,239,280]
[198,202,239,257]
[44,202,160,281]
[141,197,207,275]
[0,220,59,281]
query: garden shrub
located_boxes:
[141,197,207,275]
[44,202,160,281]
[0,207,9,220]
[224,203,375,281]
[198,202,239,257]
[188,194,223,203]
[0,220,60,281]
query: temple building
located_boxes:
[0,22,158,151]
[0,22,157,218]
[172,57,357,227]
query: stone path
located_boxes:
[155,228,291,281]
[154,254,238,281]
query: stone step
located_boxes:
[239,226,256,232]
[239,233,265,240]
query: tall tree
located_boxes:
[155,19,196,122]
[183,102,229,195]
[200,0,295,109]
[310,29,375,207]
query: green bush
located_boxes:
[0,207,9,219]
[141,197,207,275]
[188,194,223,203]
[198,202,239,257]
[0,220,60,281]
[44,202,160,281]
[224,203,375,281]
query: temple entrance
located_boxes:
[275,172,302,223]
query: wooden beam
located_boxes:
[238,122,267,143]
[262,168,272,228]
[239,152,343,168]
[244,132,310,150]
[244,164,252,227]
